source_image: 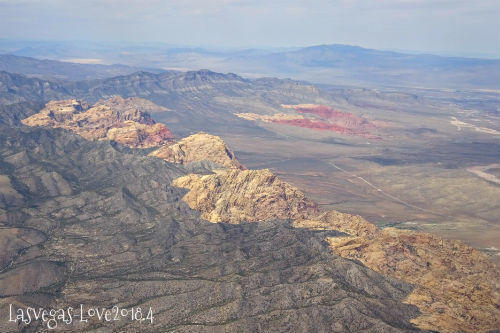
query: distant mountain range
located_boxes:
[1,41,498,89]
[219,44,500,89]
[0,54,164,81]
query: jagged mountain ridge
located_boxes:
[0,71,72,105]
[0,125,423,332]
[21,98,252,170]
[5,68,490,142]
[4,42,498,88]
[168,155,500,332]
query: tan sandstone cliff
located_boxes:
[149,132,245,170]
[23,98,248,169]
[172,168,318,223]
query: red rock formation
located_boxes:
[285,104,373,129]
[239,104,379,138]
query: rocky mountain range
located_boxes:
[0,62,499,332]
[14,93,500,332]
[4,42,499,89]
[170,154,500,332]
[0,69,327,137]
[0,123,424,333]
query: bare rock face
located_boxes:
[307,217,500,333]
[173,169,319,223]
[21,99,89,126]
[105,121,175,148]
[150,132,245,169]
[22,96,174,148]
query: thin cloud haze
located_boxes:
[0,0,499,57]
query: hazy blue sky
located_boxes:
[1,0,499,57]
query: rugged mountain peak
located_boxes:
[22,97,175,148]
[25,98,89,124]
[149,132,245,169]
[172,168,319,223]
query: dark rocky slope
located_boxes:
[0,125,422,332]
[0,71,71,105]
[0,101,45,126]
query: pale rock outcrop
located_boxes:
[150,132,245,170]
[173,168,318,223]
